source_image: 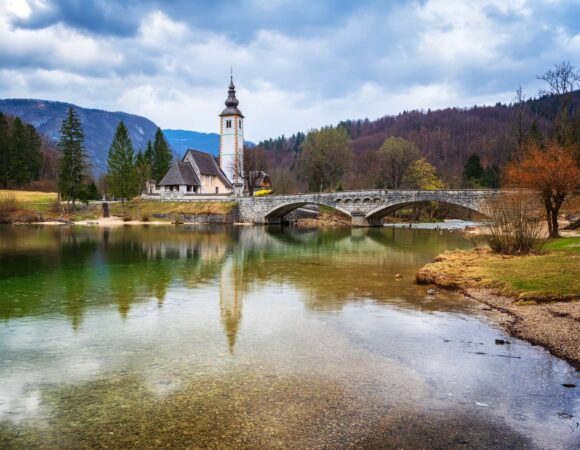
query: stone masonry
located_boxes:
[237,190,500,226]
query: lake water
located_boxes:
[0,225,578,449]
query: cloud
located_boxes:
[1,0,580,141]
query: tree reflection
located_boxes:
[0,224,472,335]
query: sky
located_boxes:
[1,0,580,142]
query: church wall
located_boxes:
[200,174,230,194]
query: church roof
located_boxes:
[183,149,232,188]
[158,161,201,186]
[219,77,244,117]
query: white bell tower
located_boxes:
[219,76,244,193]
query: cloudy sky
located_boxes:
[1,0,579,141]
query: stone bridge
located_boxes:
[237,189,500,226]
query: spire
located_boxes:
[220,72,244,117]
[225,75,239,107]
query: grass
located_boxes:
[417,236,580,301]
[0,190,58,213]
[109,200,237,220]
[544,236,580,253]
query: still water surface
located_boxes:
[0,225,578,449]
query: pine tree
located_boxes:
[152,128,172,182]
[0,113,11,188]
[107,121,136,211]
[144,139,154,169]
[462,154,484,187]
[11,118,28,185]
[527,120,543,147]
[58,107,87,208]
[482,165,501,188]
[134,149,151,194]
[25,124,42,182]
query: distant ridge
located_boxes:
[0,99,164,175]
[163,129,255,159]
[162,129,220,158]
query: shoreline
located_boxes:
[416,249,580,369]
[466,289,579,369]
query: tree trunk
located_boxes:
[550,196,564,238]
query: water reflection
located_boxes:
[0,225,470,329]
[0,225,578,449]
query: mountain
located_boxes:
[163,129,255,158]
[0,99,164,175]
[163,129,220,158]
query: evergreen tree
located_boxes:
[107,121,136,210]
[25,124,42,182]
[10,118,28,185]
[152,128,172,182]
[134,149,152,194]
[58,107,87,207]
[144,139,154,168]
[78,180,100,204]
[482,165,501,188]
[527,120,543,147]
[462,154,484,187]
[0,113,11,188]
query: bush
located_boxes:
[483,193,546,254]
[0,192,20,223]
[254,189,272,197]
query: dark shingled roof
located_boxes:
[183,149,232,188]
[158,161,201,186]
[219,77,244,117]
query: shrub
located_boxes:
[0,193,20,223]
[254,189,272,197]
[483,193,546,254]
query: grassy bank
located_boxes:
[0,192,237,224]
[417,237,580,301]
[109,200,237,221]
[0,190,59,222]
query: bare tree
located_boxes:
[269,167,297,194]
[242,147,269,195]
[537,61,580,96]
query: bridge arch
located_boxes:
[264,200,351,223]
[365,198,489,223]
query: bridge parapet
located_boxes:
[237,189,501,226]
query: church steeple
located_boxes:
[219,74,245,188]
[220,75,244,117]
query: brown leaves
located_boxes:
[504,142,580,194]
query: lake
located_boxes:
[0,225,578,449]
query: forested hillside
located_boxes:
[256,90,580,189]
[0,99,160,175]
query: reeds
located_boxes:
[483,192,546,254]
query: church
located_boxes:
[154,77,248,197]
